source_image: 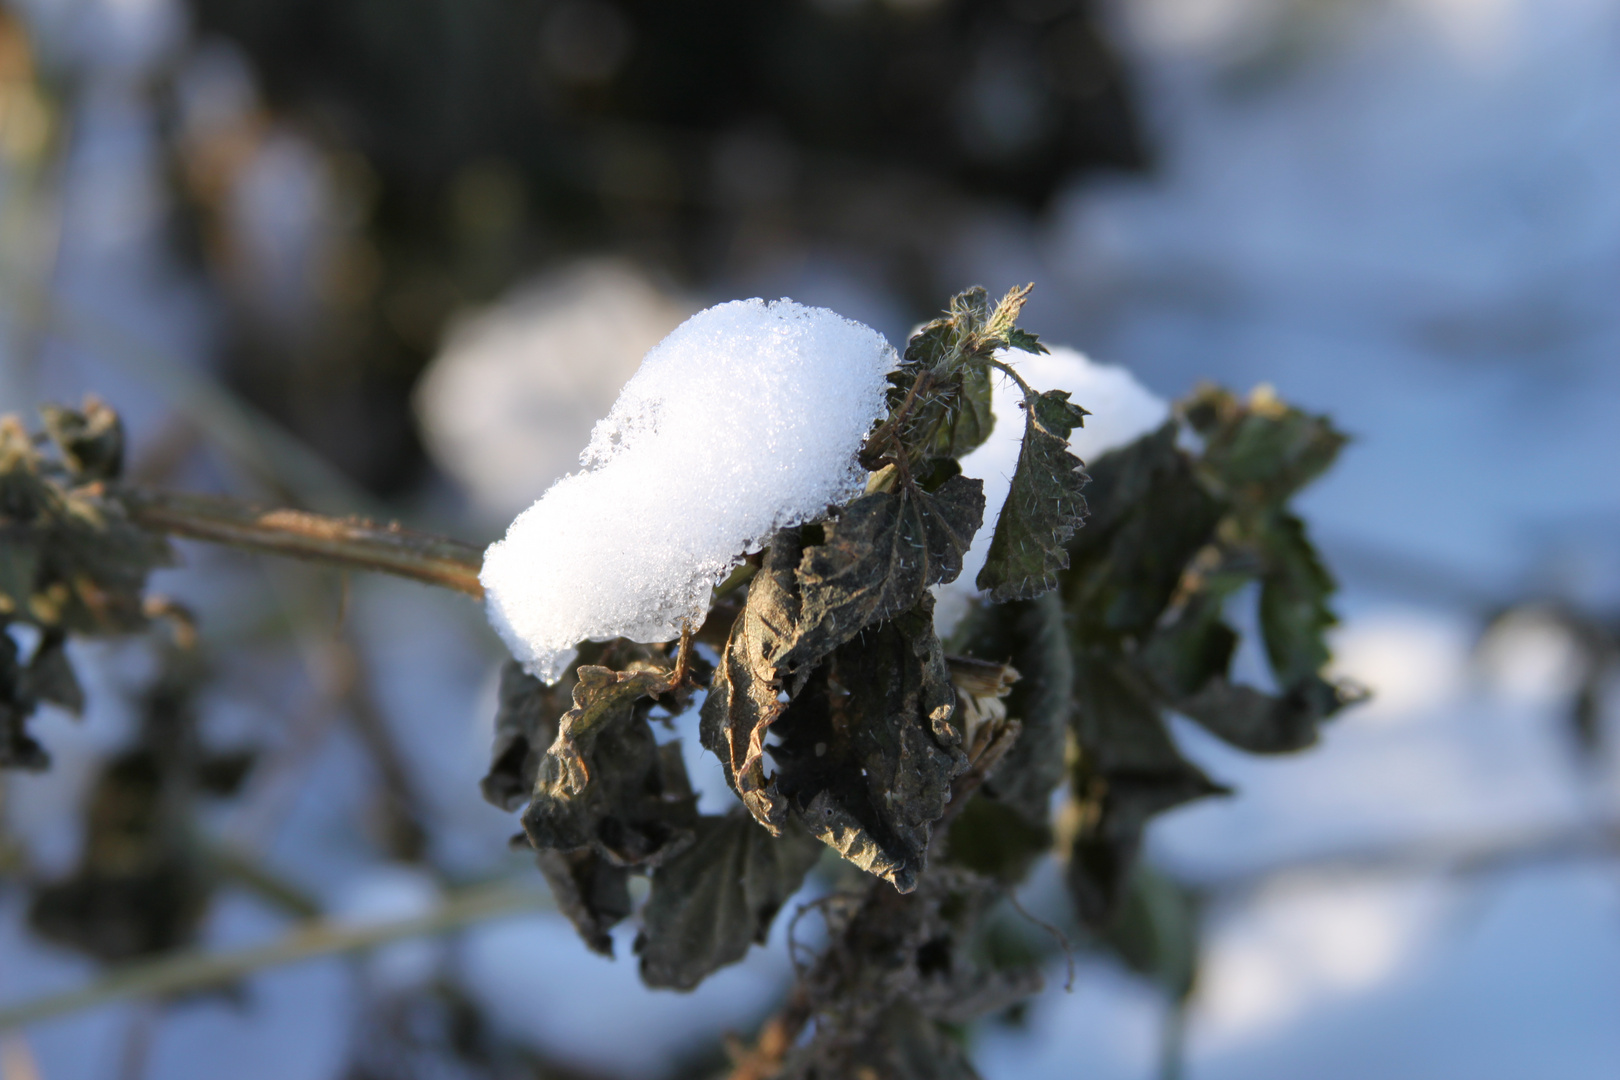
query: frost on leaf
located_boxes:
[975,389,1090,603]
[521,666,697,869]
[636,812,823,990]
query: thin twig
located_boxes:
[118,488,485,598]
[0,881,549,1032]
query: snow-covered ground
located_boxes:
[3,0,1618,1077]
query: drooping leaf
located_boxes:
[977,389,1091,602]
[701,533,809,828]
[636,812,824,990]
[521,666,696,868]
[1067,650,1226,926]
[1172,674,1346,754]
[481,639,677,813]
[769,604,966,892]
[1257,511,1338,686]
[533,847,632,957]
[480,659,570,812]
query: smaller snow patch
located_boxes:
[482,299,896,682]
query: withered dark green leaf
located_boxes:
[793,474,984,665]
[703,483,981,837]
[1172,674,1345,754]
[701,533,807,828]
[865,285,1037,469]
[636,812,824,990]
[768,606,966,893]
[976,389,1091,603]
[481,659,570,812]
[521,666,696,868]
[533,847,632,957]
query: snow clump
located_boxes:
[937,346,1169,637]
[481,299,897,682]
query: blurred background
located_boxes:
[1,0,1618,1077]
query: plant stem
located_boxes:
[118,488,485,599]
[982,356,1035,402]
[0,880,548,1032]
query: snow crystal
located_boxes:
[481,299,896,682]
[936,346,1169,637]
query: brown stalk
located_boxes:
[118,488,485,599]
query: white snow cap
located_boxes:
[482,298,897,682]
[936,346,1170,637]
